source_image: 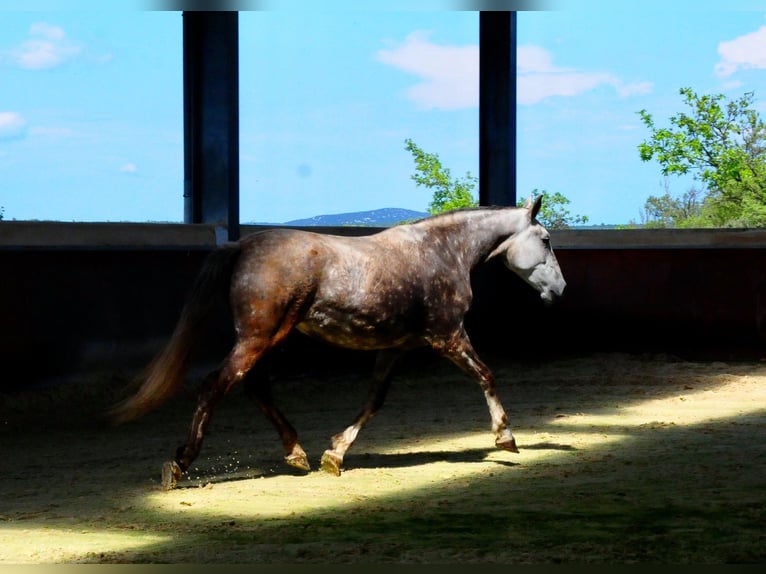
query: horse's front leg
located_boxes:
[433,329,519,453]
[320,349,402,476]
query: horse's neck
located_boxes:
[418,208,526,266]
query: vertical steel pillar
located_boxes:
[479,11,517,207]
[183,11,240,242]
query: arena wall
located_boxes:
[1,222,764,390]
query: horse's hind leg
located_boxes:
[320,349,401,476]
[434,329,518,453]
[246,374,310,472]
[162,339,266,490]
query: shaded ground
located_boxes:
[1,352,765,563]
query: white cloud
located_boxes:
[376,31,478,110]
[721,79,745,91]
[615,81,654,98]
[716,25,766,78]
[376,33,652,109]
[0,111,27,140]
[517,45,652,104]
[30,22,65,41]
[517,45,559,74]
[119,162,138,174]
[8,22,81,70]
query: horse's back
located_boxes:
[232,227,437,350]
[232,228,389,306]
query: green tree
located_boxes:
[404,139,587,227]
[516,189,589,229]
[636,179,704,228]
[637,87,766,227]
[404,138,478,214]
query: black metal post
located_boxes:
[479,11,517,207]
[183,11,240,242]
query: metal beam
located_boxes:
[183,11,240,242]
[479,11,517,207]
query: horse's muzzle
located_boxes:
[541,286,565,306]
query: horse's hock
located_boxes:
[0,222,765,393]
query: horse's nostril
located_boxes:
[543,289,564,305]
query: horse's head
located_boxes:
[486,196,567,305]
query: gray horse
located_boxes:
[108,196,566,490]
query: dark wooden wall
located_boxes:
[1,223,764,391]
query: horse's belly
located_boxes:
[296,311,418,351]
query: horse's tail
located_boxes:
[105,242,242,425]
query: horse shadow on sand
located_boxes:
[343,441,576,471]
[173,441,577,489]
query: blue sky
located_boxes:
[1,1,766,225]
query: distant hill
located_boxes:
[282,207,429,227]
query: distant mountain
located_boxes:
[282,207,429,227]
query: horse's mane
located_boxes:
[408,205,521,226]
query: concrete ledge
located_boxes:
[3,220,766,250]
[553,228,766,250]
[0,221,219,250]
[0,221,385,250]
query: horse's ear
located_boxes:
[529,195,542,220]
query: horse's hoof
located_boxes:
[161,460,182,490]
[320,450,343,476]
[497,438,520,453]
[285,452,311,472]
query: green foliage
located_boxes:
[634,181,704,228]
[404,138,478,214]
[516,189,589,229]
[404,139,586,228]
[637,87,766,227]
